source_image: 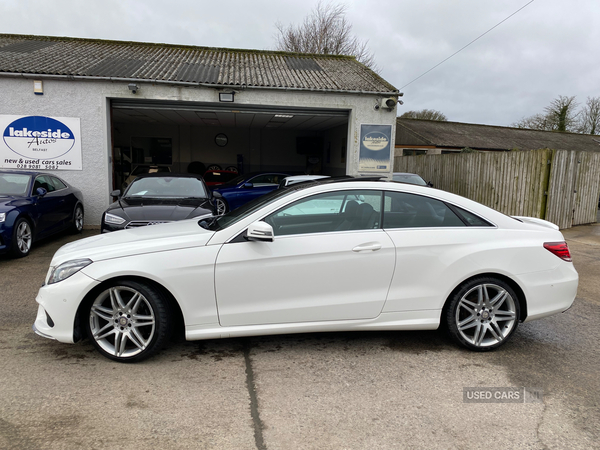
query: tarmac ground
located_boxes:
[0,222,598,450]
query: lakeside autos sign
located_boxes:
[358,124,392,173]
[1,115,82,170]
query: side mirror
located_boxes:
[246,221,274,242]
[212,191,223,199]
[36,187,47,196]
[427,181,434,188]
[110,189,121,197]
[243,182,254,189]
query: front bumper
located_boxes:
[33,270,100,343]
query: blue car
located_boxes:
[211,172,292,214]
[0,170,84,257]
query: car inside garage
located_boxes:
[111,99,350,192]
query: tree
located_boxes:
[512,113,554,131]
[544,96,579,132]
[400,109,448,121]
[513,95,580,132]
[275,2,377,70]
[578,96,600,135]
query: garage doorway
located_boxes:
[110,99,349,191]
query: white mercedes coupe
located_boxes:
[33,179,578,362]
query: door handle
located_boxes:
[352,242,382,252]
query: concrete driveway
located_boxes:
[0,224,598,450]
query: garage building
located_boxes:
[0,34,399,225]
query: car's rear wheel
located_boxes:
[86,281,172,362]
[11,218,32,258]
[215,198,228,215]
[445,277,519,351]
[71,204,84,234]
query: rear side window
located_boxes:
[383,191,465,228]
[50,176,67,190]
[449,205,493,227]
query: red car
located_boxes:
[203,170,239,187]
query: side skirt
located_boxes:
[185,310,440,341]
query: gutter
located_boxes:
[0,72,400,97]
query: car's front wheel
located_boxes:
[11,218,32,258]
[215,198,228,215]
[445,277,520,351]
[85,280,172,362]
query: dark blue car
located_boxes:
[0,170,84,257]
[211,172,292,214]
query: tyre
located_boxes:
[225,166,239,173]
[215,197,228,215]
[206,164,222,171]
[71,204,84,234]
[445,277,520,351]
[11,218,32,258]
[85,280,172,362]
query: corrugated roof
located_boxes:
[0,34,398,94]
[396,118,600,152]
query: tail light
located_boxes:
[544,242,572,262]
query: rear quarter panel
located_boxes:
[382,226,568,314]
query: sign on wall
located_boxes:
[358,124,392,172]
[0,115,82,170]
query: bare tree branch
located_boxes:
[578,96,600,135]
[513,95,580,132]
[275,1,378,71]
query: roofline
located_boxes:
[0,71,400,96]
[395,119,435,145]
[396,117,598,137]
[0,33,399,94]
[0,33,358,61]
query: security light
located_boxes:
[219,92,235,102]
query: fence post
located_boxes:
[540,149,553,220]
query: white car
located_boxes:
[279,174,331,188]
[33,179,578,362]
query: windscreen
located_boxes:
[0,173,31,196]
[125,177,208,198]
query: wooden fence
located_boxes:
[394,149,600,229]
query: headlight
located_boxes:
[0,212,5,223]
[104,213,126,225]
[47,259,92,285]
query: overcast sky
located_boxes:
[1,0,598,127]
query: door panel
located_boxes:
[215,230,395,326]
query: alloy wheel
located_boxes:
[89,286,156,358]
[16,220,32,255]
[215,198,227,215]
[73,205,83,233]
[455,283,517,348]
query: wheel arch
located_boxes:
[73,275,185,342]
[441,272,528,324]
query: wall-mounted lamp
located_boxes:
[33,80,43,95]
[219,92,235,102]
[128,83,139,94]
